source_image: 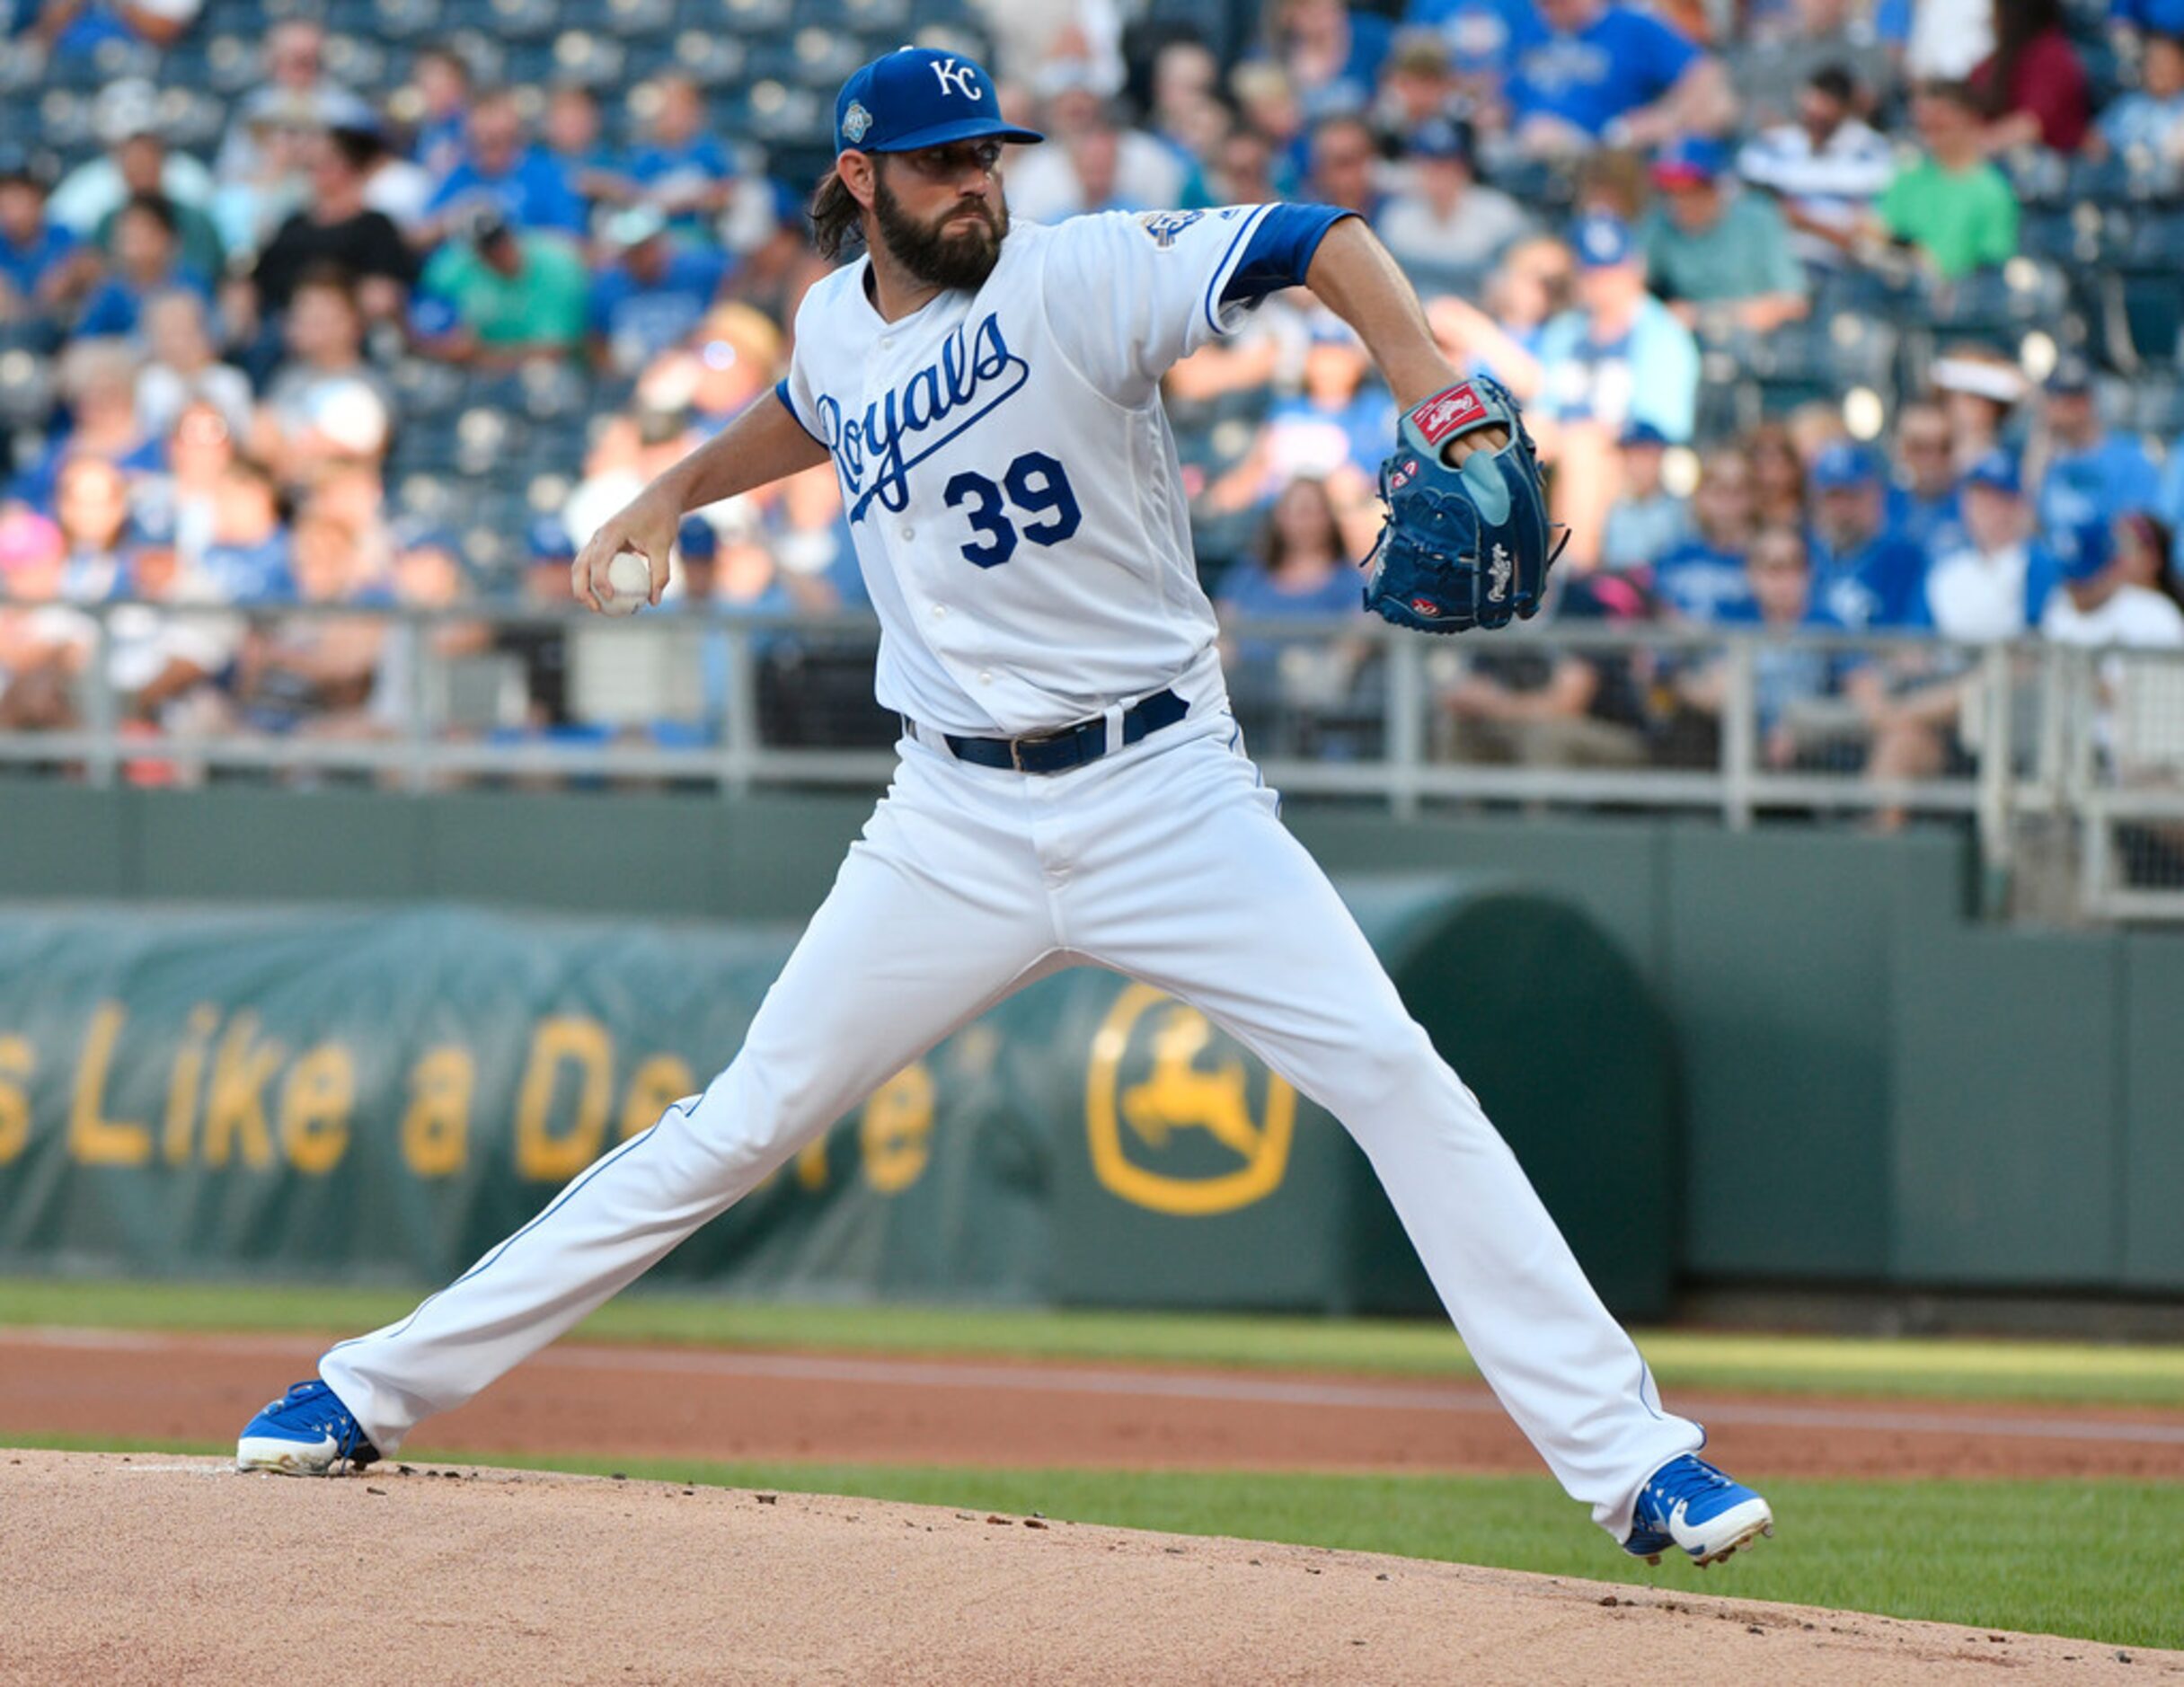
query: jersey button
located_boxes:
[931,604,947,618]
[899,525,915,540]
[977,670,993,685]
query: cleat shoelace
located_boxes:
[1641,1458,1734,1522]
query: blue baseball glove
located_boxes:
[1361,375,1567,633]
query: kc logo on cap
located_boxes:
[835,46,1045,154]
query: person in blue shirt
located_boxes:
[1406,0,1543,90]
[1266,0,1397,122]
[588,206,730,377]
[1504,0,1734,156]
[623,74,738,234]
[0,152,88,326]
[2034,355,2161,563]
[1806,441,1931,629]
[420,90,586,247]
[544,84,635,220]
[1653,445,1762,623]
[196,457,297,605]
[1884,402,1964,558]
[74,192,213,340]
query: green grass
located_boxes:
[4,1276,2182,1408]
[15,1433,2179,1651]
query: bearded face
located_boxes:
[870,151,1009,290]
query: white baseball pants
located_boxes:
[321,697,1701,1540]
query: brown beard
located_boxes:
[871,164,1007,290]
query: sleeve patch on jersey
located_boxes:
[1136,209,1204,247]
[1410,383,1488,446]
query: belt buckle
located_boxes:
[1008,724,1071,773]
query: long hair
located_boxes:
[1258,476,1344,578]
[809,166,865,261]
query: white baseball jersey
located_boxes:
[775,207,1284,737]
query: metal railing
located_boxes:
[3,599,2180,921]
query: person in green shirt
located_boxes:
[1638,135,1808,332]
[416,211,591,367]
[1872,81,2020,281]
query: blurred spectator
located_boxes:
[625,75,739,230]
[1912,449,2059,638]
[1205,123,1289,209]
[1676,523,1852,766]
[212,19,376,252]
[406,44,473,182]
[1375,119,1530,272]
[1969,0,2089,155]
[1652,444,1761,621]
[1008,78,1189,220]
[1230,62,1311,184]
[1872,81,2019,281]
[420,92,587,246]
[195,457,296,604]
[8,338,161,513]
[1439,569,1656,765]
[1263,0,1396,121]
[53,455,141,602]
[1216,477,1373,745]
[365,521,491,748]
[497,516,578,730]
[1599,420,1689,571]
[1808,441,1932,627]
[1928,342,2024,466]
[659,302,783,434]
[1855,450,2056,811]
[133,288,252,440]
[1402,0,1537,102]
[229,494,385,736]
[1537,213,1701,442]
[1425,233,1575,398]
[83,130,223,288]
[414,213,590,368]
[1503,0,1735,156]
[2031,356,2160,566]
[0,154,94,326]
[130,399,235,566]
[1885,401,1965,552]
[1207,321,1393,511]
[544,85,634,218]
[254,268,394,483]
[102,540,240,757]
[1372,30,1464,140]
[1640,137,1808,331]
[1304,113,1385,216]
[1148,39,1226,157]
[2088,25,2184,163]
[1736,66,1895,269]
[1730,0,1897,128]
[75,195,212,340]
[1745,421,1808,527]
[49,84,217,240]
[715,181,832,336]
[591,207,731,378]
[249,128,421,325]
[0,506,83,734]
[2043,512,2184,647]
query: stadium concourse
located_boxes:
[3,0,2184,786]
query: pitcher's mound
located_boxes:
[3,1452,2168,1684]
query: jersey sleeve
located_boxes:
[1042,205,1356,405]
[775,290,828,445]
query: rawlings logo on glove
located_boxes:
[1360,374,1567,634]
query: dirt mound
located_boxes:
[3,1453,2173,1685]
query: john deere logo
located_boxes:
[1085,983,1294,1215]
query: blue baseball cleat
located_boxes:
[235,1379,379,1476]
[1622,1454,1773,1568]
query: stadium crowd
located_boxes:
[3,0,2184,787]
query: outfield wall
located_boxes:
[0,784,2176,1298]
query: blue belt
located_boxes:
[922,688,1189,775]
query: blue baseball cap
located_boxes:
[2061,519,2112,581]
[1619,419,1668,449]
[1572,211,1635,269]
[1811,441,1880,490]
[1963,447,2022,495]
[676,516,718,561]
[835,47,1043,155]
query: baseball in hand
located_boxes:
[599,552,652,616]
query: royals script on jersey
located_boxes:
[777,206,1282,737]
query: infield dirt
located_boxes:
[5,1451,2179,1686]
